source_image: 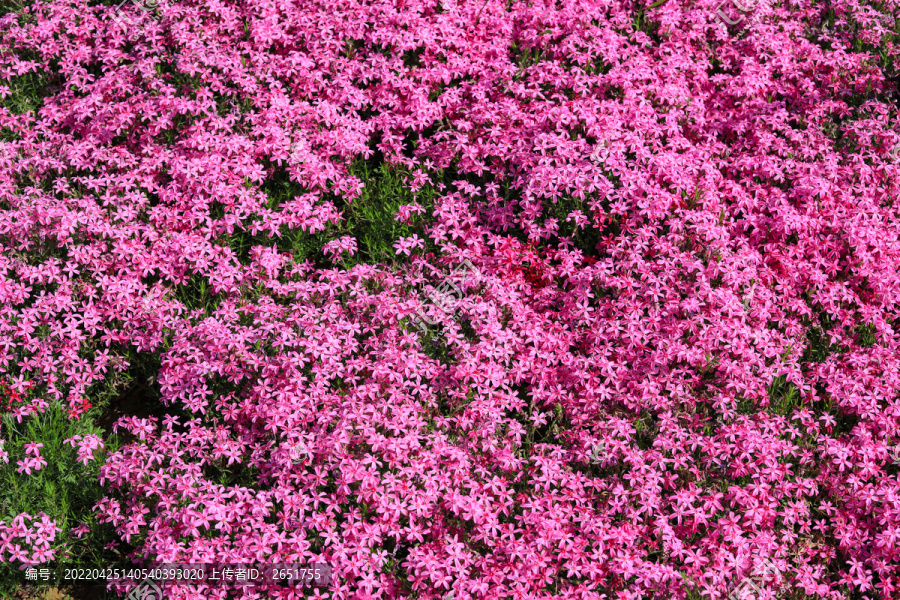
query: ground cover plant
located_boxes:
[1,0,900,598]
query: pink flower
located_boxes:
[322,236,358,262]
[3,0,900,595]
[16,444,46,474]
[65,435,104,464]
[393,234,425,256]
[395,202,426,224]
[70,524,90,539]
[16,455,46,475]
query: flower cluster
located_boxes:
[0,380,30,413]
[15,442,46,475]
[0,513,59,565]
[1,0,900,598]
[64,434,105,466]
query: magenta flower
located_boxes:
[1,0,900,596]
[393,234,425,256]
[16,444,46,474]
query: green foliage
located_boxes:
[0,349,162,599]
[510,42,545,72]
[803,324,832,364]
[767,375,800,416]
[215,159,437,287]
[854,322,876,348]
[340,161,437,265]
[173,272,226,315]
[0,48,61,117]
[0,402,123,599]
[634,412,658,450]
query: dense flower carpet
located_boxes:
[2,0,900,598]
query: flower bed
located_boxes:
[2,0,900,598]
